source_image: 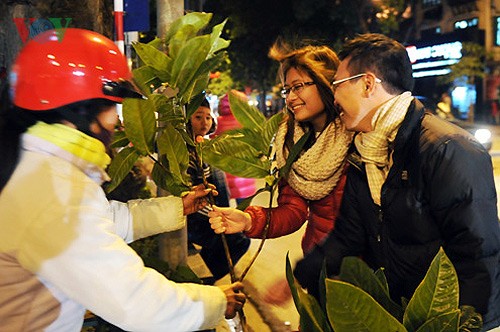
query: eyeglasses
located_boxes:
[280,82,315,99]
[331,73,382,93]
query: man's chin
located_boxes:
[339,113,353,129]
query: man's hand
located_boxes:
[181,184,218,215]
[208,206,253,234]
[217,282,246,319]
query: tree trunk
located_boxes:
[156,0,183,38]
[155,0,189,269]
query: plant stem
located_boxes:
[239,185,273,281]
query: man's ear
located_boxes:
[364,73,379,93]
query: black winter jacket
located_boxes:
[295,99,500,330]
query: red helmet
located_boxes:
[10,28,141,111]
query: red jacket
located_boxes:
[244,172,347,254]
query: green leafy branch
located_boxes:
[286,248,483,332]
[105,12,285,331]
[106,12,230,196]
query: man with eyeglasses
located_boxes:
[294,33,500,331]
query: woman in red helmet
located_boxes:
[0,28,244,331]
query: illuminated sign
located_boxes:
[406,41,462,78]
[406,41,462,63]
[454,18,478,30]
[496,17,500,46]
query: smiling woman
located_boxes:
[207,40,353,305]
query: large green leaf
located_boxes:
[403,248,459,332]
[262,111,284,148]
[132,66,159,96]
[319,260,329,311]
[202,136,269,178]
[374,268,390,294]
[122,98,156,155]
[233,187,269,210]
[325,279,407,332]
[216,128,266,154]
[228,90,266,131]
[182,70,210,107]
[156,123,189,185]
[132,42,172,81]
[279,130,312,179]
[414,310,460,332]
[170,35,212,97]
[149,94,183,123]
[339,257,403,320]
[151,161,190,197]
[181,52,225,105]
[110,129,130,149]
[164,12,211,50]
[209,19,230,55]
[286,254,332,332]
[105,147,141,193]
[168,25,199,60]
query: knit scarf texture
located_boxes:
[27,121,111,169]
[354,91,413,205]
[275,118,353,201]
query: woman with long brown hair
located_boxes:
[209,40,353,303]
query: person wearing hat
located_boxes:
[186,98,250,284]
[0,28,245,331]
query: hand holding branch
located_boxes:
[217,282,246,319]
[181,184,218,215]
[208,206,253,234]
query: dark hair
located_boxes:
[338,33,414,94]
[200,97,210,110]
[269,40,340,152]
[0,87,115,192]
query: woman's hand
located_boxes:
[208,205,253,234]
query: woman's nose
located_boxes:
[286,91,298,103]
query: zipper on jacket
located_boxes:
[377,208,383,242]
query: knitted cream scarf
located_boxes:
[27,121,111,169]
[275,118,353,200]
[354,91,413,205]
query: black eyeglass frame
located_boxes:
[280,81,316,99]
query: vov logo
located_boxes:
[13,18,72,43]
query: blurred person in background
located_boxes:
[213,92,257,205]
[187,98,250,284]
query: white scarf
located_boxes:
[275,118,353,200]
[355,92,413,205]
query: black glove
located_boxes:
[293,246,325,299]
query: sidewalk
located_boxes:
[215,179,302,332]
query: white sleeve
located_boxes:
[20,194,226,331]
[109,196,185,243]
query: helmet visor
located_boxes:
[102,80,145,100]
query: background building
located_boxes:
[408,0,500,121]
